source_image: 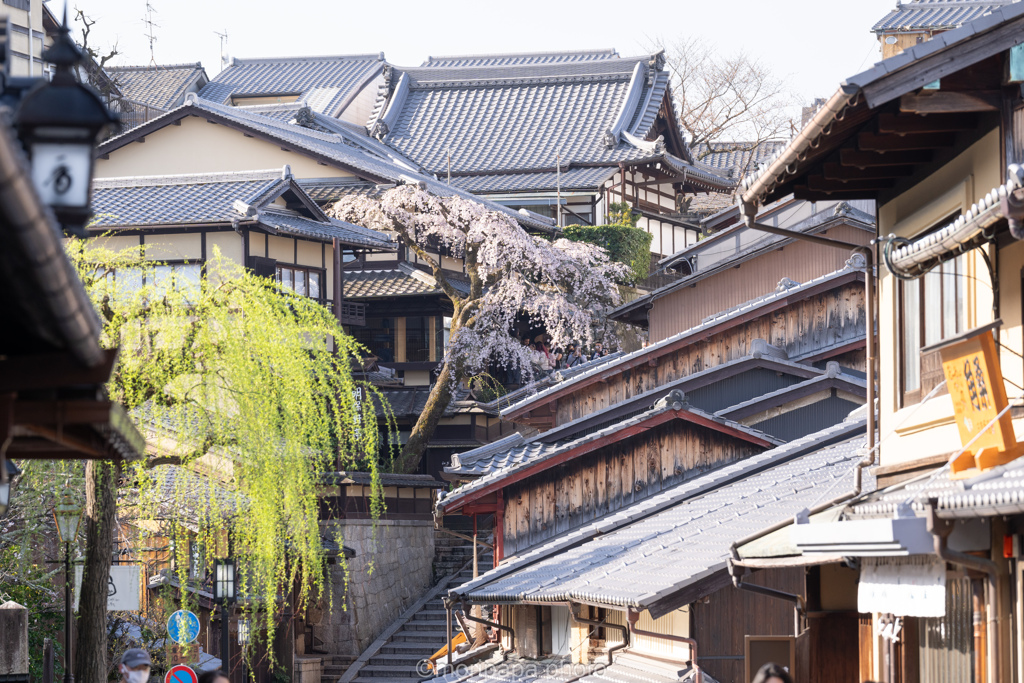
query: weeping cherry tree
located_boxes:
[329,185,626,473]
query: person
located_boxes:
[751,662,794,683]
[198,671,231,683]
[552,347,564,370]
[119,649,151,683]
[591,341,604,361]
[565,344,583,368]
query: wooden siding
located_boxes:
[553,281,866,427]
[501,419,760,557]
[692,568,805,683]
[650,224,870,342]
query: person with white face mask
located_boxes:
[119,649,151,683]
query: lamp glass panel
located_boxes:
[30,141,92,207]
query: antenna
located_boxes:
[214,29,229,70]
[142,1,159,65]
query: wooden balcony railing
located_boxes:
[338,301,366,327]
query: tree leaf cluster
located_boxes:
[563,202,653,285]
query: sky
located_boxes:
[63,0,897,105]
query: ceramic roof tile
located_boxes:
[451,420,867,607]
[691,140,789,180]
[343,269,440,298]
[422,49,620,68]
[198,54,384,116]
[872,0,1018,32]
[107,63,208,110]
[90,169,396,250]
[371,54,682,177]
[98,98,561,235]
[449,166,619,194]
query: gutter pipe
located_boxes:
[569,603,628,666]
[625,611,701,683]
[458,605,515,653]
[926,503,999,683]
[727,563,805,635]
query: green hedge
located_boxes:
[563,203,652,285]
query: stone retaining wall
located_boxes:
[309,519,435,657]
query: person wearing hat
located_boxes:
[119,649,151,683]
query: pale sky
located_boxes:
[61,0,896,106]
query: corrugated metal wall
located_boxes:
[685,368,804,413]
[918,577,973,683]
[650,224,870,342]
[749,395,862,442]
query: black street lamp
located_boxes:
[53,486,82,683]
[214,560,237,674]
[13,13,117,236]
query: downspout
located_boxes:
[726,564,805,636]
[458,603,516,652]
[445,596,454,669]
[625,611,701,683]
[569,604,628,666]
[926,503,999,683]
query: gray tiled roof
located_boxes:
[449,166,618,194]
[198,54,384,117]
[872,0,1018,32]
[91,169,397,250]
[436,397,780,514]
[451,420,867,608]
[369,53,690,179]
[107,63,208,110]
[446,653,711,683]
[691,140,789,180]
[851,451,1024,519]
[98,98,561,235]
[504,262,867,417]
[422,49,619,68]
[343,268,440,298]
[373,386,474,420]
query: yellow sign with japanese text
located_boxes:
[940,330,1023,476]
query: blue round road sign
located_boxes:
[166,610,200,645]
[165,665,198,683]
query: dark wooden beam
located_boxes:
[647,569,734,619]
[822,163,916,181]
[0,349,117,392]
[858,131,956,152]
[840,148,934,168]
[807,176,895,192]
[794,186,876,201]
[877,112,978,134]
[14,399,119,426]
[899,91,1000,114]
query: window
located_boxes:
[276,265,322,300]
[188,540,206,580]
[406,316,431,362]
[900,252,968,405]
[351,317,395,362]
[437,316,451,360]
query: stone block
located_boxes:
[0,601,28,677]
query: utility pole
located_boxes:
[142,2,159,66]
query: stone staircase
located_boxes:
[345,541,494,683]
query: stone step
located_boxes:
[411,609,448,620]
[380,641,438,654]
[403,619,450,630]
[391,629,450,642]
[367,654,428,667]
[357,665,431,678]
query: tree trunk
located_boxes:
[75,460,118,683]
[396,361,458,473]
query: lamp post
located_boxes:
[53,487,82,683]
[214,560,236,675]
[13,11,117,237]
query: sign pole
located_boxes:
[221,604,230,676]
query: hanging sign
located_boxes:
[167,609,201,645]
[939,327,1023,475]
[165,665,198,683]
[73,565,141,611]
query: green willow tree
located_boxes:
[64,241,390,674]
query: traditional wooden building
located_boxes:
[105,63,209,130]
[872,0,1014,59]
[734,5,1024,681]
[364,49,733,256]
[420,210,871,680]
